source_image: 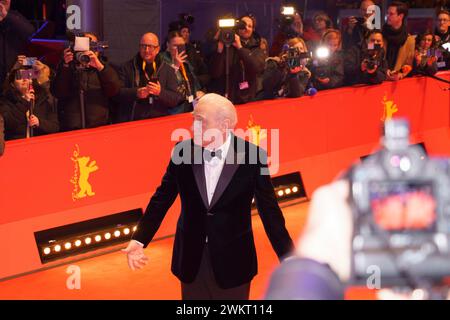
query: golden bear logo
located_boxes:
[70,144,99,201]
[381,94,398,122]
[247,115,267,146]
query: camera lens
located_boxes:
[76,52,91,64]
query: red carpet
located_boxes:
[0,201,374,300]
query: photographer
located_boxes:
[160,31,204,114]
[270,10,304,57]
[412,31,438,77]
[311,29,344,91]
[261,37,312,99]
[344,29,388,86]
[0,66,59,140]
[0,0,34,94]
[51,32,120,131]
[343,0,376,50]
[209,15,266,105]
[112,33,184,122]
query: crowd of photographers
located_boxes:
[0,0,450,140]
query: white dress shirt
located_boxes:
[204,133,232,243]
[204,133,232,205]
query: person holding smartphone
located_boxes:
[112,32,185,122]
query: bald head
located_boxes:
[139,33,160,63]
[192,94,238,148]
[195,93,237,128]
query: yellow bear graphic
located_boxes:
[75,156,99,199]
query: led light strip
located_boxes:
[42,225,138,256]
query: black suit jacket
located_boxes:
[132,135,294,289]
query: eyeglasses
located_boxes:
[139,44,159,51]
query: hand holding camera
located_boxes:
[85,50,104,71]
[173,47,188,68]
[232,34,243,50]
[136,87,150,99]
[63,48,74,66]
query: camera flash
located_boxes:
[218,19,236,28]
[281,7,295,15]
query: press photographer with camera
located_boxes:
[51,32,120,131]
[260,37,312,99]
[344,29,388,86]
[0,0,34,94]
[412,31,438,77]
[0,65,59,140]
[311,29,344,91]
[209,15,266,105]
[343,0,376,50]
[112,32,184,122]
[160,31,204,114]
[270,7,305,57]
[382,2,415,81]
[266,120,450,300]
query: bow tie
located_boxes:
[204,149,223,162]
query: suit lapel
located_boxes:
[209,135,245,209]
[191,144,209,209]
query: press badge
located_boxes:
[188,95,194,103]
[239,81,249,90]
[149,96,154,105]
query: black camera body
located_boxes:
[285,47,311,69]
[364,43,382,70]
[67,34,109,67]
[219,19,246,46]
[350,119,450,287]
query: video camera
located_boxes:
[350,119,450,288]
[218,18,247,46]
[278,6,299,39]
[67,32,109,66]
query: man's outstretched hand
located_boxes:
[122,240,149,271]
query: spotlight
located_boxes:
[95,235,102,242]
[64,242,72,250]
[43,247,51,255]
[292,186,299,193]
[114,230,121,238]
[285,188,292,195]
[54,245,61,252]
[104,233,111,240]
[277,190,284,197]
[75,240,82,247]
[123,228,130,235]
[85,237,92,245]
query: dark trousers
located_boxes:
[181,244,251,300]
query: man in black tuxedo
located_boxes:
[123,93,294,299]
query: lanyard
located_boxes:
[142,60,157,81]
[180,63,192,96]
